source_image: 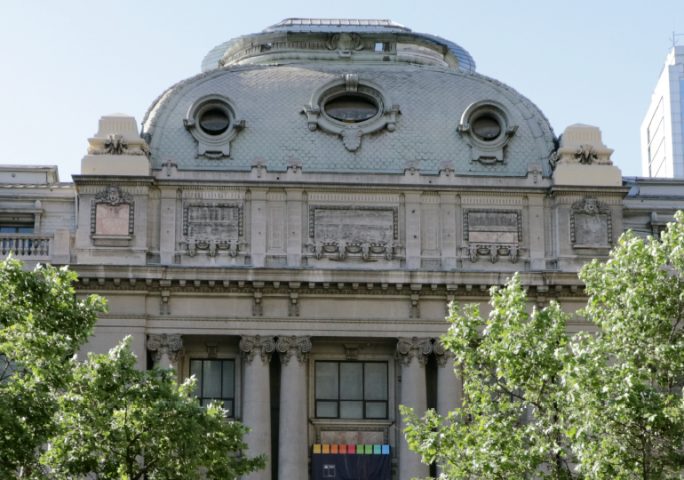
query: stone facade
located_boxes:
[2,19,684,480]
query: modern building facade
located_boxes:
[641,45,684,177]
[2,19,684,480]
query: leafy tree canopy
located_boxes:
[403,212,684,480]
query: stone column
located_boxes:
[434,340,463,478]
[434,340,462,415]
[146,334,183,370]
[396,337,431,480]
[240,336,275,480]
[276,336,312,480]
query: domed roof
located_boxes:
[142,19,555,177]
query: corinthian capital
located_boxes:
[147,334,183,364]
[432,339,455,367]
[396,337,432,366]
[276,336,312,365]
[239,335,276,364]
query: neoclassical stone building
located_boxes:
[2,18,684,480]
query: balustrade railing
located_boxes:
[0,234,51,260]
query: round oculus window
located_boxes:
[471,114,502,141]
[198,107,231,135]
[324,94,379,123]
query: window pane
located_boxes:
[365,401,387,419]
[340,401,363,419]
[17,226,33,233]
[340,363,363,400]
[317,401,338,418]
[202,360,222,398]
[224,399,234,416]
[316,362,338,399]
[190,360,202,397]
[222,360,235,398]
[364,363,387,400]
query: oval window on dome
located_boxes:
[324,95,379,123]
[199,107,231,135]
[471,114,502,141]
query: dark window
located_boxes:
[324,94,379,123]
[190,359,235,416]
[471,114,502,141]
[0,225,33,233]
[198,107,231,135]
[315,361,388,419]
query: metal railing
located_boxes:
[0,234,51,260]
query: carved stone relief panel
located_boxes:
[181,203,244,257]
[307,206,398,261]
[90,185,134,238]
[571,198,612,248]
[421,204,440,254]
[463,209,522,263]
[268,204,286,253]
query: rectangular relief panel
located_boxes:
[307,206,398,262]
[463,210,522,263]
[181,203,244,257]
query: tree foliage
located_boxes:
[566,211,684,479]
[402,275,575,479]
[0,258,264,479]
[403,212,684,480]
[0,258,105,477]
[43,339,265,480]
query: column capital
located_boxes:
[239,335,276,364]
[276,335,312,365]
[396,337,432,366]
[433,339,455,367]
[146,333,183,364]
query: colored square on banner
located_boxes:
[339,444,348,454]
[381,444,390,455]
[357,444,365,454]
[364,444,373,454]
[348,444,356,454]
[322,444,330,454]
[331,444,339,454]
[373,445,381,454]
[313,444,321,454]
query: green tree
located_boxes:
[0,258,105,478]
[42,339,265,480]
[402,274,576,479]
[566,212,684,479]
[403,213,684,480]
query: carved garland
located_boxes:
[90,185,135,235]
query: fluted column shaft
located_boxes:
[240,336,275,480]
[396,337,431,480]
[276,336,311,480]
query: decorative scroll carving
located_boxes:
[326,33,364,52]
[463,210,522,263]
[90,185,135,236]
[575,144,598,165]
[433,340,454,368]
[409,293,420,319]
[239,335,275,364]
[252,291,263,316]
[147,334,183,364]
[276,336,312,365]
[395,337,432,366]
[308,206,398,261]
[571,198,612,247]
[181,203,244,257]
[104,134,127,154]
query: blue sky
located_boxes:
[1,0,682,179]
